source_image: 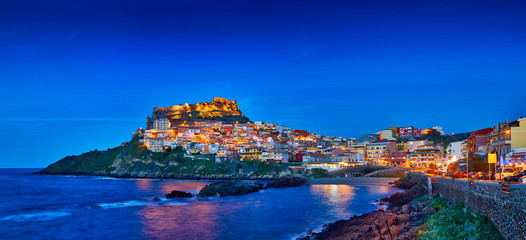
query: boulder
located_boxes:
[401,204,411,214]
[422,207,437,216]
[197,181,264,197]
[396,214,410,224]
[390,225,400,235]
[152,197,161,201]
[265,177,308,188]
[391,206,401,212]
[166,190,193,198]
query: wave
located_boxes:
[93,200,190,209]
[94,200,153,209]
[94,177,141,181]
[0,211,71,222]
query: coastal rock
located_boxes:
[396,214,410,224]
[390,225,400,235]
[401,204,411,214]
[391,206,401,212]
[166,190,193,198]
[422,207,436,216]
[152,197,161,201]
[197,181,263,197]
[265,177,308,188]
[393,176,414,189]
[384,185,426,209]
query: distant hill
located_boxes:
[452,132,470,141]
[149,97,250,125]
[418,132,471,148]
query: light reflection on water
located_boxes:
[135,183,397,240]
[0,170,403,240]
[139,201,221,240]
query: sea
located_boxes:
[0,168,402,240]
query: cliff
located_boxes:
[150,97,250,125]
[38,135,291,179]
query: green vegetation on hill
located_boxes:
[39,135,291,178]
[418,200,502,240]
[310,168,329,178]
[418,132,469,149]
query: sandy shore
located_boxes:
[309,177,398,186]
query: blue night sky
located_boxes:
[1,0,525,167]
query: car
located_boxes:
[476,172,488,180]
[462,172,469,178]
[519,176,526,184]
[489,171,496,180]
[501,167,515,178]
[469,172,477,179]
[503,170,526,182]
[423,169,436,175]
[453,172,463,178]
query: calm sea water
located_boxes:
[0,168,401,240]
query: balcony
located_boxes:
[489,140,511,146]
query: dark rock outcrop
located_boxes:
[265,177,308,188]
[197,181,264,197]
[381,185,426,208]
[393,176,415,189]
[166,190,193,198]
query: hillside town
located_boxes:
[138,98,526,175]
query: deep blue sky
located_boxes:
[1,0,525,167]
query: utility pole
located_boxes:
[498,123,501,176]
[466,138,469,174]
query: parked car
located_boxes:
[489,171,496,180]
[423,169,436,175]
[503,170,526,182]
[462,172,469,178]
[453,172,463,178]
[468,172,477,179]
[519,176,526,184]
[475,172,488,180]
[501,167,515,178]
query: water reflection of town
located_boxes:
[134,179,222,239]
[138,202,221,240]
[311,184,356,201]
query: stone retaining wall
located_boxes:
[411,172,526,240]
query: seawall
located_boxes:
[410,172,526,240]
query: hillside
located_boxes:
[38,135,292,179]
[417,132,470,148]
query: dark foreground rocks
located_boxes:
[197,181,264,197]
[299,185,429,240]
[166,190,193,198]
[298,172,429,240]
[196,177,308,197]
[392,176,414,189]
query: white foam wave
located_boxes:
[0,211,71,221]
[95,200,153,209]
[164,202,190,206]
[94,177,140,181]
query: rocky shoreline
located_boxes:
[298,177,429,240]
[197,177,308,197]
[34,171,287,181]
